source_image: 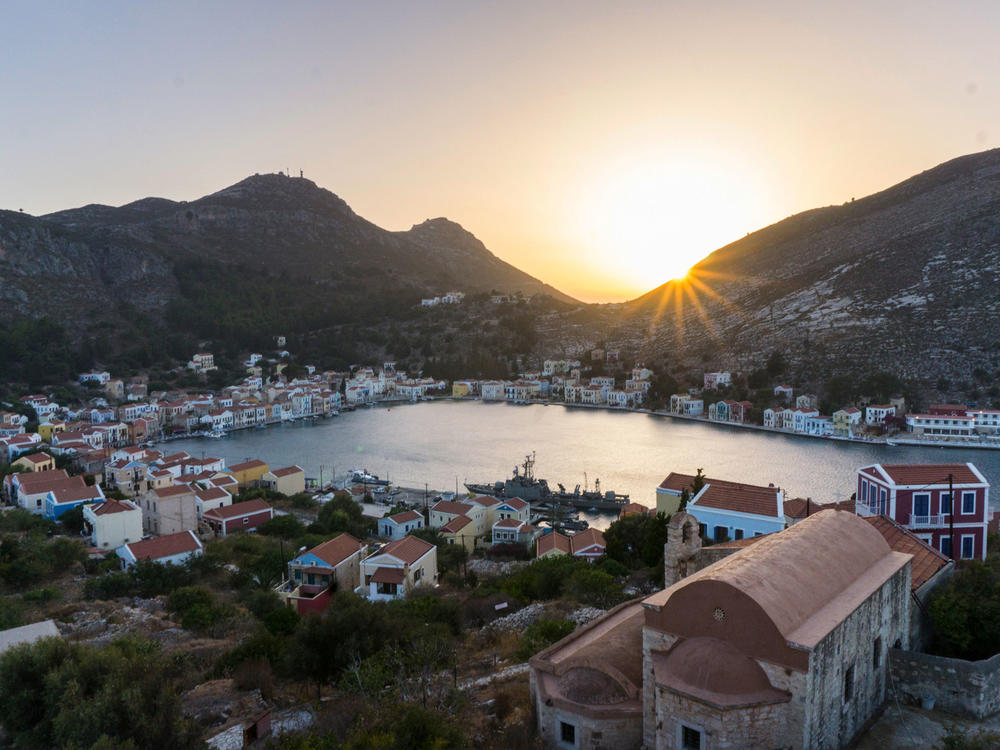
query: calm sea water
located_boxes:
[165,401,1000,530]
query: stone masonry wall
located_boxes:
[889,649,1000,719]
[531,672,643,750]
[804,565,910,750]
[653,688,792,750]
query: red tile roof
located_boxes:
[124,531,201,561]
[50,486,103,504]
[91,499,137,516]
[621,502,649,516]
[370,566,405,585]
[307,533,364,567]
[15,469,71,487]
[470,495,501,507]
[862,516,951,590]
[388,510,422,524]
[662,472,781,517]
[499,497,528,510]
[229,459,267,472]
[19,453,51,465]
[441,515,472,533]
[570,528,606,553]
[195,487,229,503]
[875,464,983,486]
[537,531,572,556]
[203,498,272,520]
[268,465,303,478]
[375,535,435,565]
[431,500,474,516]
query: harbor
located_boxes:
[161,399,1000,527]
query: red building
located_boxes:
[856,463,990,560]
[203,498,273,537]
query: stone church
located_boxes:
[530,510,912,749]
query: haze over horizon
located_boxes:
[3,1,999,302]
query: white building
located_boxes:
[83,499,143,550]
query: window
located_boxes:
[940,492,952,515]
[734,528,744,540]
[681,725,702,750]
[873,637,882,670]
[414,568,422,582]
[913,493,930,517]
[559,721,576,746]
[861,479,868,503]
[242,517,249,525]
[844,664,854,702]
[699,524,708,539]
[961,535,975,560]
[962,492,976,515]
[714,526,728,542]
[940,536,953,558]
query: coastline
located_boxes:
[159,395,1000,452]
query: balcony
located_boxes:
[909,514,949,528]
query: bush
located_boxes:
[258,514,306,539]
[565,566,623,608]
[264,606,300,636]
[22,586,61,604]
[928,560,1000,660]
[516,618,575,660]
[233,659,274,700]
[935,726,1000,750]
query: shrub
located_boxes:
[516,618,575,660]
[233,659,274,700]
[22,586,61,604]
[565,566,623,608]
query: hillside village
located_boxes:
[2,354,1000,750]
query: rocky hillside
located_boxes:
[37,173,571,303]
[618,148,1000,389]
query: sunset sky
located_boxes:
[3,1,998,302]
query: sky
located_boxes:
[2,1,998,302]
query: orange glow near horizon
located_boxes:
[563,146,776,299]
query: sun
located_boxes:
[569,146,772,293]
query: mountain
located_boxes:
[618,148,1000,390]
[34,174,572,304]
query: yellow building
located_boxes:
[262,465,306,495]
[12,452,55,473]
[37,421,66,443]
[227,459,270,489]
[439,514,477,553]
[451,382,471,398]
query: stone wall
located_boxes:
[889,648,1000,719]
[531,672,643,750]
[652,688,792,750]
[804,564,910,749]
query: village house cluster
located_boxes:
[454,363,654,409]
[342,362,447,405]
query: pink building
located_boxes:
[855,463,989,560]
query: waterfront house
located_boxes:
[805,414,833,436]
[530,511,911,750]
[118,530,203,568]
[707,401,729,421]
[142,485,198,535]
[904,413,975,437]
[658,471,784,542]
[277,533,365,615]
[792,407,819,433]
[481,381,506,401]
[377,509,424,540]
[966,409,1000,434]
[262,465,306,495]
[361,535,437,601]
[777,407,795,430]
[44,483,104,520]
[227,459,269,489]
[83,499,142,550]
[203,498,273,537]
[535,528,606,561]
[831,407,862,436]
[763,407,777,428]
[855,463,990,559]
[865,404,896,426]
[668,394,691,415]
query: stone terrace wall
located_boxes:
[890,648,1000,718]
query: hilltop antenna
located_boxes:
[299,169,303,179]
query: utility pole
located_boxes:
[949,473,955,560]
